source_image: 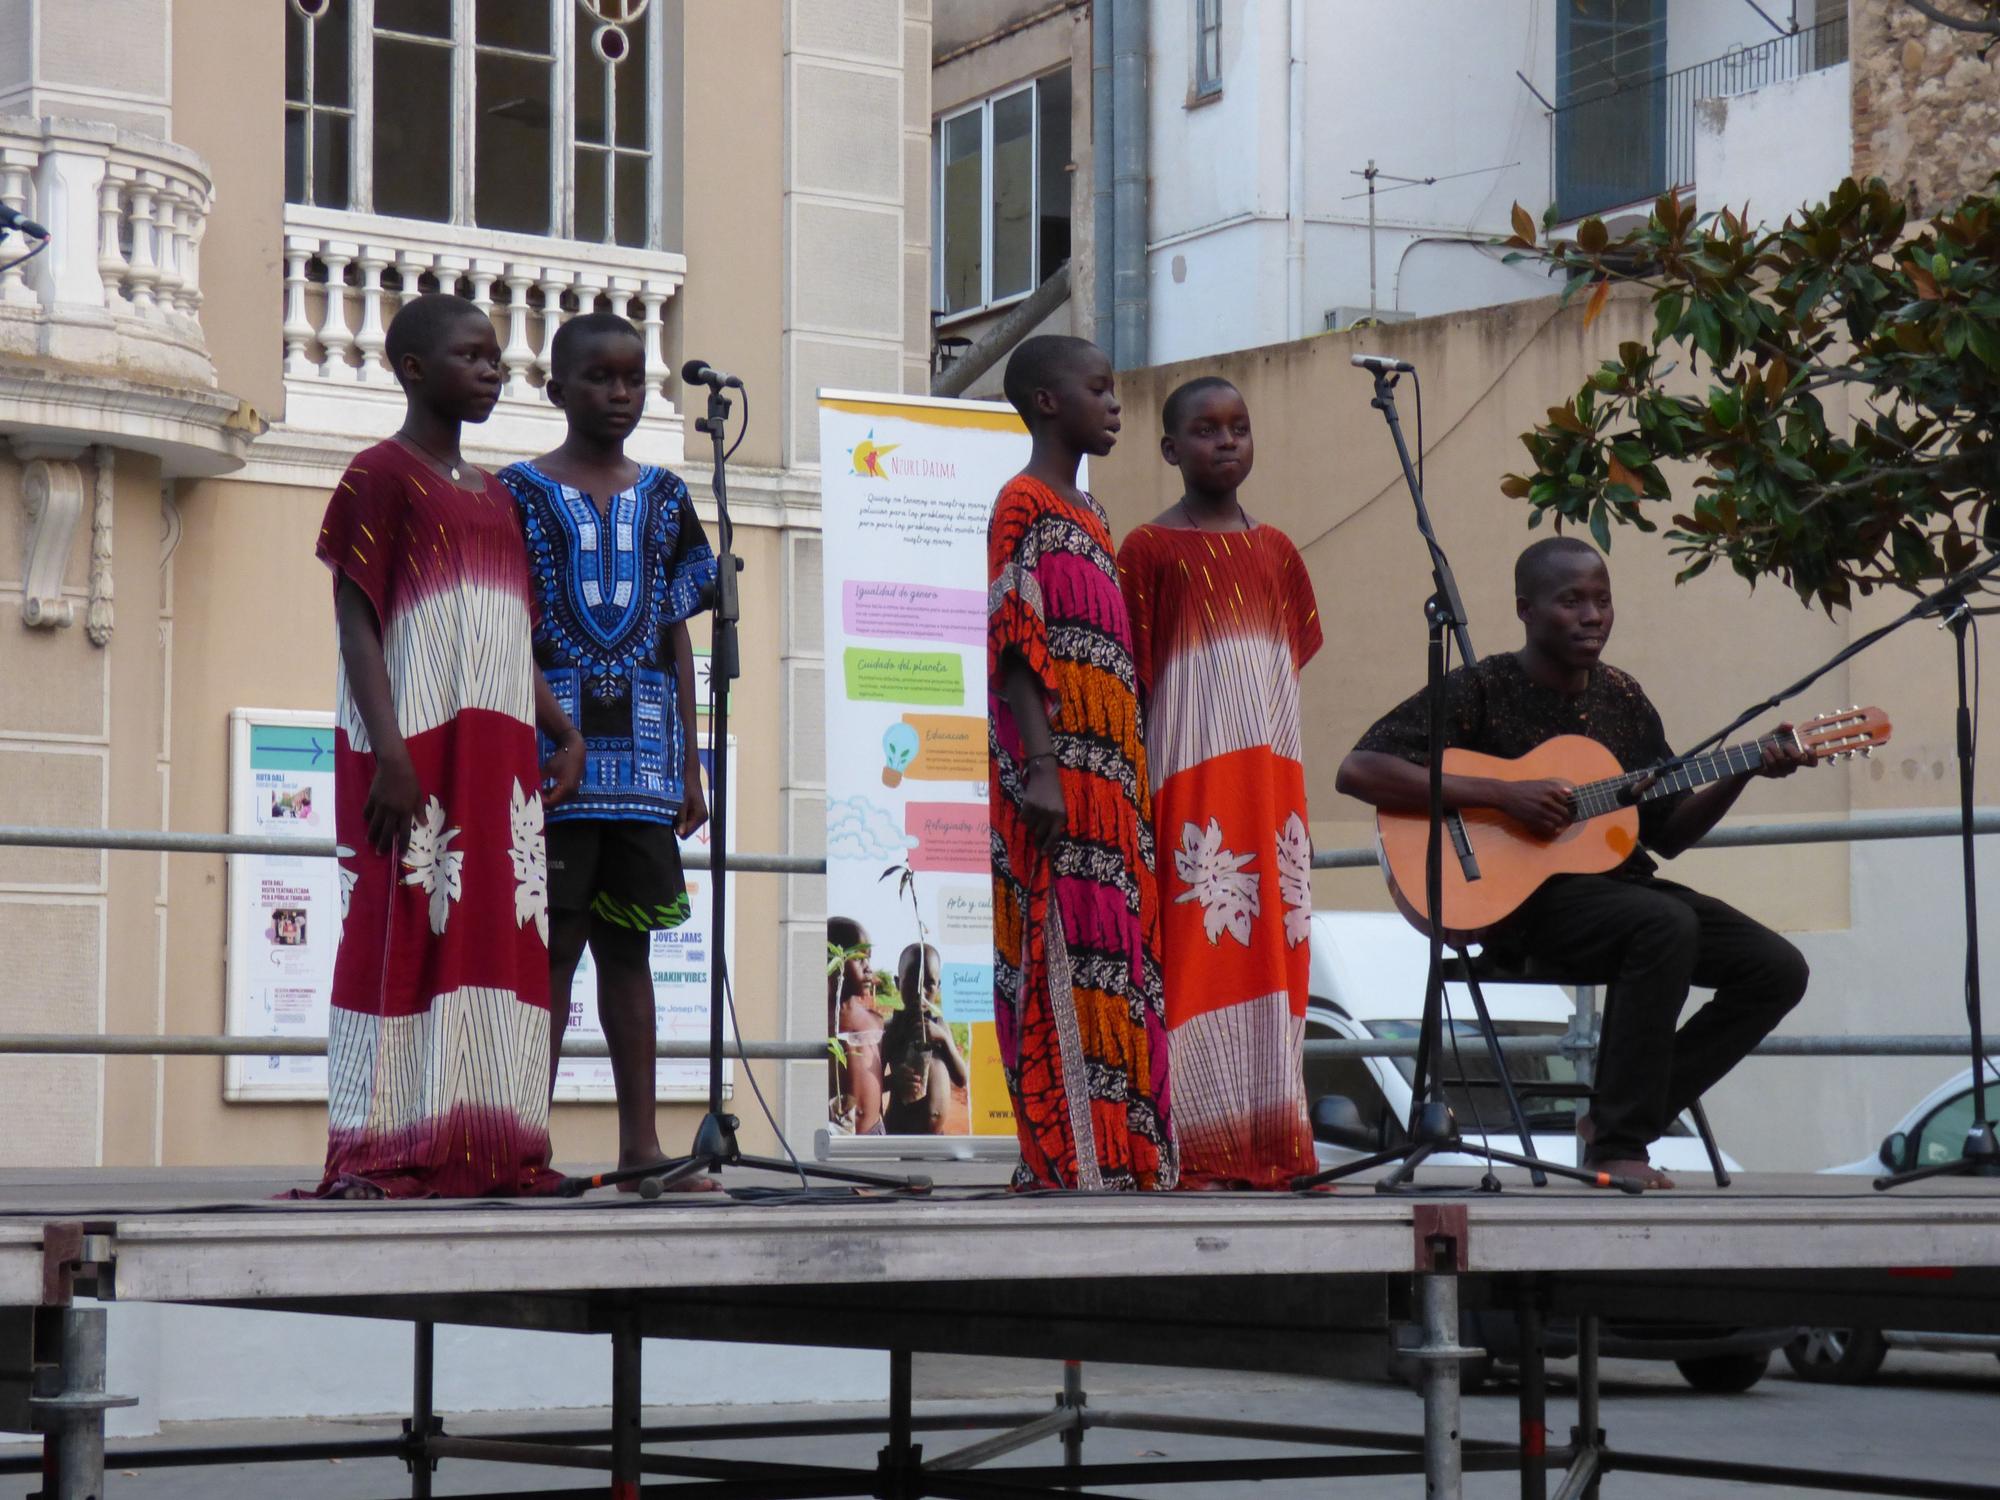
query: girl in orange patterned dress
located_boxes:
[988,336,1177,1191]
[1117,377,1323,1190]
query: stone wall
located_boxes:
[1852,0,2000,213]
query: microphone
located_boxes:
[680,358,743,390]
[1350,353,1414,374]
[0,204,51,239]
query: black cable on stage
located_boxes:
[724,381,749,462]
[0,234,50,278]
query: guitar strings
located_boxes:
[1566,735,1781,821]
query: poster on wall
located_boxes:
[817,390,1082,1145]
[552,737,736,1103]
[224,709,339,1101]
[223,710,734,1105]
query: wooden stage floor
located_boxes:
[8,1166,2000,1498]
[5,1166,1999,1356]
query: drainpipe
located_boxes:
[1111,0,1147,368]
[1286,0,1307,340]
[1092,0,1115,356]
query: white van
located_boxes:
[1304,910,1740,1177]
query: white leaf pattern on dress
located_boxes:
[1276,813,1313,948]
[1173,818,1259,945]
[401,796,464,936]
[336,844,358,925]
[508,778,549,946]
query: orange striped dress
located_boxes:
[1116,523,1322,1189]
[989,477,1177,1191]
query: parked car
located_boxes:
[1304,911,1735,1176]
[1786,1065,2000,1383]
[1305,911,1790,1393]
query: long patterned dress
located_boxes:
[988,475,1177,1191]
[1116,524,1322,1188]
[311,441,559,1198]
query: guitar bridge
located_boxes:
[1448,811,1480,882]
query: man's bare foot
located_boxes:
[613,1155,721,1194]
[1587,1157,1675,1191]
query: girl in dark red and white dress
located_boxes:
[307,294,584,1199]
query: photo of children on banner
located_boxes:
[828,920,972,1137]
[269,787,314,822]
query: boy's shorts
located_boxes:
[548,821,692,932]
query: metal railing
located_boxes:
[1552,15,1849,221]
[0,807,1992,1063]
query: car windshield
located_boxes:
[1365,1018,1692,1137]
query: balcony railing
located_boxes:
[280,205,685,409]
[0,114,216,387]
[1552,15,1849,222]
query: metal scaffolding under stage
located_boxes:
[4,1168,2000,1499]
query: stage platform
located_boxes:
[6,1166,2000,1498]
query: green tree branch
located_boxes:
[1499,176,2000,614]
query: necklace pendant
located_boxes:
[449,466,461,481]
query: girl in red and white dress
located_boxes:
[308,294,584,1199]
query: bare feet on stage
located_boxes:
[615,1157,722,1194]
[324,1176,387,1201]
[1575,1113,1676,1190]
[1588,1159,1676,1191]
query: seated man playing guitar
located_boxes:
[1336,536,1813,1189]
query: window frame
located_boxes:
[285,0,665,249]
[931,76,1054,325]
[1191,0,1223,103]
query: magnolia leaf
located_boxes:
[1577,217,1608,254]
[1904,260,1942,301]
[1511,202,1537,246]
[1606,455,1644,497]
[1582,278,1611,329]
[1500,474,1533,499]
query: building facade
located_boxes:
[1,0,932,1184]
[929,0,1860,380]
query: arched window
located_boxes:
[284,0,661,249]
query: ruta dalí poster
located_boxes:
[818,391,1080,1145]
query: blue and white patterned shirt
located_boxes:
[500,462,718,825]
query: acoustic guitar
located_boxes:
[1377,706,1893,942]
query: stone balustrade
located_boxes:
[0,113,217,387]
[281,205,686,407]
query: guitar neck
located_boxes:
[1569,734,1790,822]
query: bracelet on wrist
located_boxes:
[1024,751,1059,770]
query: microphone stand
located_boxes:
[559,378,926,1199]
[1865,558,2000,1188]
[1296,370,1630,1195]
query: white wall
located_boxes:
[1147,0,1560,360]
[1694,62,1852,229]
[102,1307,887,1437]
[1140,0,1846,363]
[1663,0,1792,74]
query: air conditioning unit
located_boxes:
[1325,306,1416,332]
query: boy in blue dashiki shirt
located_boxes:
[500,312,718,1186]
